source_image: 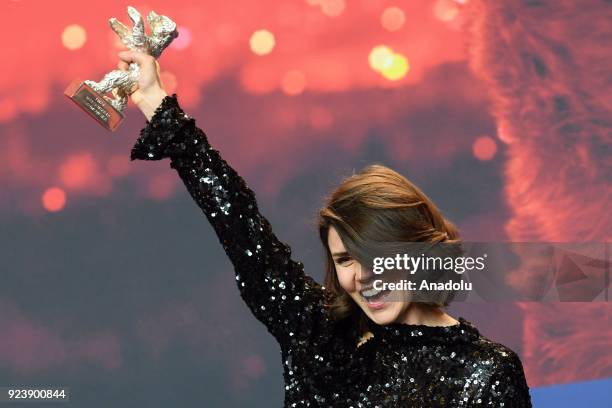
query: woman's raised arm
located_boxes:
[119,51,333,345]
[130,94,333,345]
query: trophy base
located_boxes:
[64,80,124,131]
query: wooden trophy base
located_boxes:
[64,80,125,131]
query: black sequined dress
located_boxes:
[130,94,533,408]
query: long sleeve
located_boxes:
[130,94,332,346]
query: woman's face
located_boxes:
[328,226,410,326]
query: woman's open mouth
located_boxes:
[359,286,391,309]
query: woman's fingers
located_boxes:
[118,50,154,66]
[116,50,165,105]
[117,60,130,71]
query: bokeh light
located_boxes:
[381,53,410,81]
[368,45,394,72]
[61,24,87,50]
[281,70,307,95]
[472,136,498,161]
[42,187,66,212]
[249,30,276,56]
[434,0,460,22]
[381,7,406,31]
[320,0,346,17]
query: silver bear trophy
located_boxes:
[65,6,178,131]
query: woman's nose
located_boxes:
[355,263,376,286]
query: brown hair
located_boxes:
[317,164,461,332]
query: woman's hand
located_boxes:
[117,50,168,121]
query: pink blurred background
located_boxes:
[1,0,610,406]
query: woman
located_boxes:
[119,50,532,407]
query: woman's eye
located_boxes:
[336,256,353,265]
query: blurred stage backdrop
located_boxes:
[1,0,610,406]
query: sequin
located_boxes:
[130,94,533,408]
